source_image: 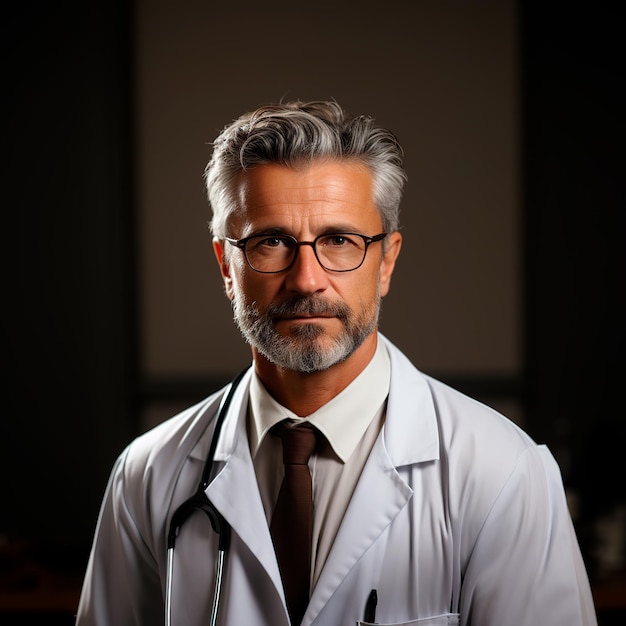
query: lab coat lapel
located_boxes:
[305,432,414,624]
[202,380,287,610]
[305,336,440,625]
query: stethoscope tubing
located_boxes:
[165,547,175,626]
[164,367,250,626]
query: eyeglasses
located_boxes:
[224,232,387,273]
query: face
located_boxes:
[213,161,402,373]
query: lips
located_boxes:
[281,314,333,320]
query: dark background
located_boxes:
[2,1,624,623]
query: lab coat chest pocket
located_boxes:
[357,613,460,626]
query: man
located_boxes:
[76,101,596,625]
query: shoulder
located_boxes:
[382,333,537,460]
[384,337,569,554]
[424,373,535,457]
[383,334,560,509]
[115,389,226,495]
[422,374,555,508]
[99,389,230,554]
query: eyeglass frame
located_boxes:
[224,232,388,273]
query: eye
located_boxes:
[329,235,347,246]
[247,235,295,252]
[259,236,284,248]
[319,234,358,247]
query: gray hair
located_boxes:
[204,101,406,238]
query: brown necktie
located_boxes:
[270,423,318,625]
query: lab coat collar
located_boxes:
[380,333,440,466]
[188,367,252,464]
[188,334,440,468]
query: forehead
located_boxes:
[231,161,381,233]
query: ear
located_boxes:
[213,237,235,301]
[378,231,402,298]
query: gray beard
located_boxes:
[231,293,380,373]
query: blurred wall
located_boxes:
[3,1,135,569]
[135,0,523,430]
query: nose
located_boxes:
[284,242,330,295]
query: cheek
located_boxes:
[231,269,283,308]
[362,264,384,298]
[337,274,379,314]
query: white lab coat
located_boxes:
[76,335,597,625]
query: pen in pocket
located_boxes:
[363,589,377,623]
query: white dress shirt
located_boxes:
[248,339,391,586]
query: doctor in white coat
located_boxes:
[76,101,596,625]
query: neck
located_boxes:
[253,332,379,416]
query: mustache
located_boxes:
[265,295,350,320]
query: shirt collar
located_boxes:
[248,339,391,462]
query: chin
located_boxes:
[284,322,327,340]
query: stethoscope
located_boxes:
[165,367,250,626]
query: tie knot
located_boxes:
[275,424,318,465]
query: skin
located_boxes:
[213,160,402,416]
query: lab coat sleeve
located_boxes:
[76,446,165,625]
[459,445,597,625]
